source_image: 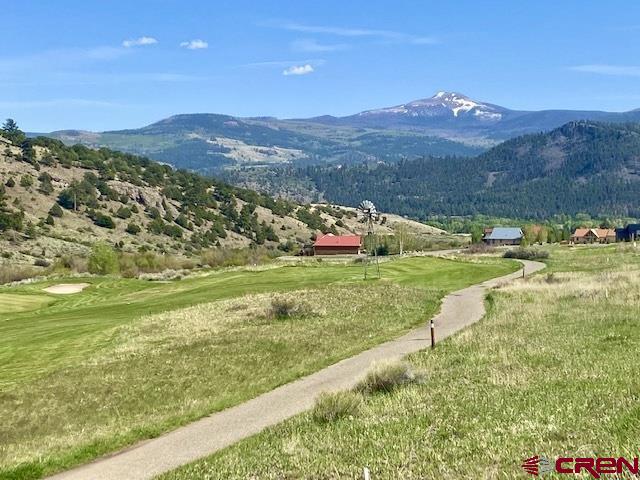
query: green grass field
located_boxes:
[160,245,640,480]
[0,255,517,480]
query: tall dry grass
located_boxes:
[0,265,41,284]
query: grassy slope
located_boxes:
[0,255,517,479]
[160,245,640,480]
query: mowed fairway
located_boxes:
[160,245,640,480]
[0,255,517,480]
[0,293,53,314]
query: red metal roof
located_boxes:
[313,234,361,247]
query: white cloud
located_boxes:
[241,59,325,68]
[569,64,640,77]
[271,21,438,45]
[291,39,347,52]
[180,39,208,50]
[122,36,158,48]
[282,64,314,76]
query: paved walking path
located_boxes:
[48,259,545,480]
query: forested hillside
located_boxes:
[0,122,366,267]
[268,121,640,219]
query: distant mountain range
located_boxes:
[224,121,640,219]
[308,91,640,139]
[38,91,640,175]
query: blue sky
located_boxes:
[3,0,640,131]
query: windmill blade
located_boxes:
[359,200,377,217]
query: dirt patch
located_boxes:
[43,283,90,294]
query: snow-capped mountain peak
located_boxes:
[357,91,506,122]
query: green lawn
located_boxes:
[0,255,517,480]
[160,245,640,480]
[0,293,53,314]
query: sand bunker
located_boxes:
[43,283,90,294]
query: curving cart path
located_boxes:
[48,259,545,480]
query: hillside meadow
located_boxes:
[0,255,517,480]
[160,245,640,479]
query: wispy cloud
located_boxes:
[180,39,208,50]
[290,39,348,52]
[569,64,640,77]
[282,64,314,76]
[271,21,438,45]
[0,46,128,73]
[122,36,158,48]
[240,58,325,68]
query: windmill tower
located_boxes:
[358,200,380,279]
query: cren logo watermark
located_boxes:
[522,456,640,478]
[522,456,553,476]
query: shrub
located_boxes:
[126,222,141,235]
[503,247,549,260]
[162,223,183,238]
[0,265,40,284]
[311,391,362,423]
[24,222,37,239]
[38,172,54,195]
[356,361,419,394]
[49,203,63,217]
[117,251,195,276]
[268,297,312,319]
[116,206,132,219]
[34,258,50,267]
[117,255,139,278]
[55,255,89,273]
[175,213,190,229]
[138,269,187,281]
[88,243,119,275]
[19,175,33,188]
[5,178,15,188]
[92,212,115,229]
[57,179,97,210]
[465,243,496,254]
[147,217,165,234]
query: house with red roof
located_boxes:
[313,234,362,256]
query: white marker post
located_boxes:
[430,319,435,349]
[363,467,371,480]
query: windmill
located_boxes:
[358,200,380,279]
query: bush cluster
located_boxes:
[311,392,363,424]
[268,297,312,319]
[355,361,419,394]
[0,265,40,284]
[503,247,549,260]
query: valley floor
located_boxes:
[158,245,640,479]
[0,255,516,479]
